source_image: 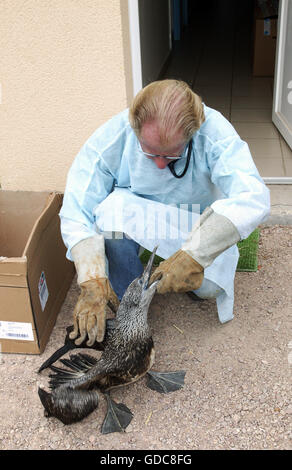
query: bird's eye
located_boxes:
[138,278,143,286]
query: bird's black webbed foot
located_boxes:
[101,393,133,434]
[146,370,186,394]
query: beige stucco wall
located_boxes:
[0,0,133,191]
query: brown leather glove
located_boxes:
[150,249,204,294]
[69,278,119,346]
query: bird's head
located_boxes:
[119,246,162,315]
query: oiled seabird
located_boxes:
[38,247,185,433]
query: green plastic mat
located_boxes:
[139,228,260,272]
[139,251,164,266]
[236,228,260,272]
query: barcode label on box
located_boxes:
[0,321,34,341]
[38,271,49,311]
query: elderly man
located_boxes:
[60,79,270,346]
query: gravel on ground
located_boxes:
[0,225,291,450]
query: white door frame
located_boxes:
[128,0,143,96]
[128,0,291,184]
[271,0,292,184]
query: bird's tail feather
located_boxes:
[38,386,99,425]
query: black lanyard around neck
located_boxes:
[168,139,193,178]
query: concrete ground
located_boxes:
[265,185,292,225]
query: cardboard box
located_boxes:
[0,191,75,354]
[252,3,278,76]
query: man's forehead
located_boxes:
[140,121,185,152]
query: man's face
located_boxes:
[139,121,186,169]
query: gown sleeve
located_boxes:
[59,135,115,260]
[206,127,270,240]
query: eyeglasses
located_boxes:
[137,140,186,160]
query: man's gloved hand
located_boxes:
[150,249,204,294]
[70,234,119,347]
[70,278,119,346]
[150,207,241,295]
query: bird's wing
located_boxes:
[48,353,100,389]
[38,318,116,373]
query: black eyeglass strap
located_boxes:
[168,140,193,178]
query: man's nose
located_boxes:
[154,157,169,169]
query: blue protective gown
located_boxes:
[60,104,270,322]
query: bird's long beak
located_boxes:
[142,246,161,290]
